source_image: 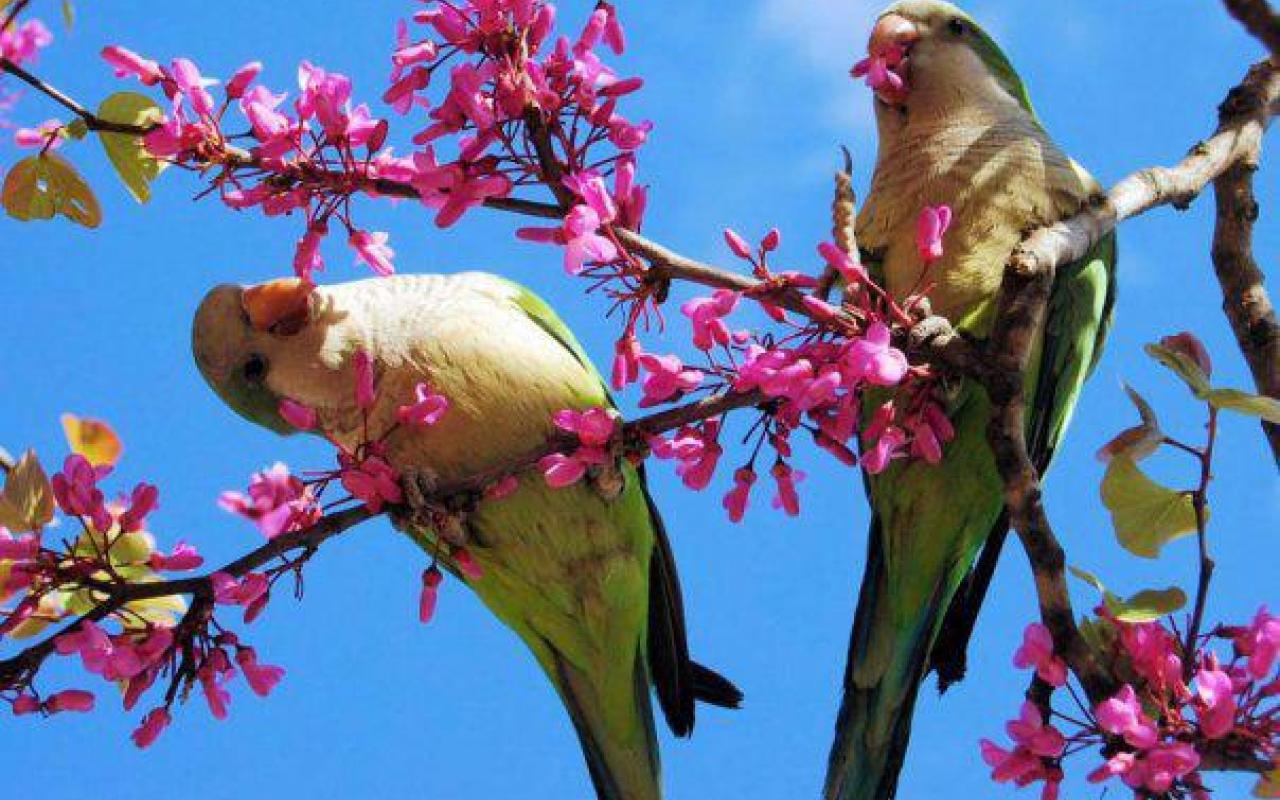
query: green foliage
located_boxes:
[2,153,102,228]
[97,92,166,203]
[1100,456,1200,559]
[1069,566,1187,623]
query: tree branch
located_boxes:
[1210,65,1280,463]
[1223,0,1280,57]
[980,60,1280,707]
[0,57,157,135]
[0,388,766,690]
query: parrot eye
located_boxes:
[947,17,967,36]
[243,353,269,384]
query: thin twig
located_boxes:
[1183,407,1220,670]
[0,57,155,135]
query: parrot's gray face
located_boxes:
[192,282,304,436]
[864,1,1027,118]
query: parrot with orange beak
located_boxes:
[191,273,741,800]
[827,2,1116,798]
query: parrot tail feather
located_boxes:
[550,644,662,800]
[691,661,744,709]
[824,522,953,800]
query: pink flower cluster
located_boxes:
[539,407,617,488]
[983,615,1279,799]
[0,19,52,68]
[220,463,321,539]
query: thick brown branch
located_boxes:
[1006,59,1279,284]
[981,60,1280,707]
[1224,0,1280,57]
[1210,77,1280,462]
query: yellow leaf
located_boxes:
[96,92,166,204]
[0,450,55,533]
[1,153,102,228]
[1068,565,1187,623]
[6,593,66,640]
[1206,388,1280,424]
[1100,456,1201,559]
[61,414,124,467]
[1145,342,1210,398]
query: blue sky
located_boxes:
[2,1,1276,798]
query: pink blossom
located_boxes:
[11,694,41,716]
[131,707,171,749]
[539,452,588,488]
[722,467,756,523]
[844,323,908,387]
[682,290,740,350]
[1,20,52,66]
[279,397,318,430]
[637,353,703,407]
[769,462,804,516]
[1120,621,1184,690]
[851,43,906,97]
[419,164,512,228]
[291,225,326,283]
[117,482,159,533]
[419,566,443,623]
[454,547,483,581]
[236,647,285,697]
[14,118,63,149]
[211,571,270,608]
[1012,623,1068,687]
[723,228,753,260]
[397,382,450,427]
[1234,606,1279,679]
[611,334,641,390]
[916,205,952,263]
[563,171,618,223]
[0,531,39,561]
[45,689,95,714]
[612,155,647,230]
[240,84,292,141]
[338,452,403,512]
[349,230,396,276]
[818,241,867,285]
[564,204,616,274]
[607,115,652,150]
[219,463,318,539]
[225,61,262,100]
[1195,663,1237,739]
[199,666,231,720]
[353,348,377,410]
[861,423,907,475]
[1096,684,1159,748]
[1007,701,1066,758]
[170,58,217,118]
[51,454,113,532]
[552,407,617,447]
[100,45,164,85]
[149,541,204,572]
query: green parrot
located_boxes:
[826,2,1116,799]
[191,272,741,800]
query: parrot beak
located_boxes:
[861,13,919,106]
[242,278,315,336]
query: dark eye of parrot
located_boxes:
[243,353,269,384]
[947,18,966,36]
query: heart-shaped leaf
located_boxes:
[96,92,166,203]
[1100,456,1200,558]
[0,450,55,533]
[2,153,102,228]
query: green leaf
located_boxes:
[1145,342,1211,397]
[1068,566,1187,623]
[1100,456,1200,558]
[2,153,102,228]
[1205,388,1280,423]
[61,0,75,28]
[96,92,166,203]
[0,450,55,533]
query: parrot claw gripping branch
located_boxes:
[1,0,1279,797]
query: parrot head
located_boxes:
[859,0,1033,117]
[191,278,331,436]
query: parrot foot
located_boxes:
[398,467,472,548]
[586,455,627,502]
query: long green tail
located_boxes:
[549,644,663,800]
